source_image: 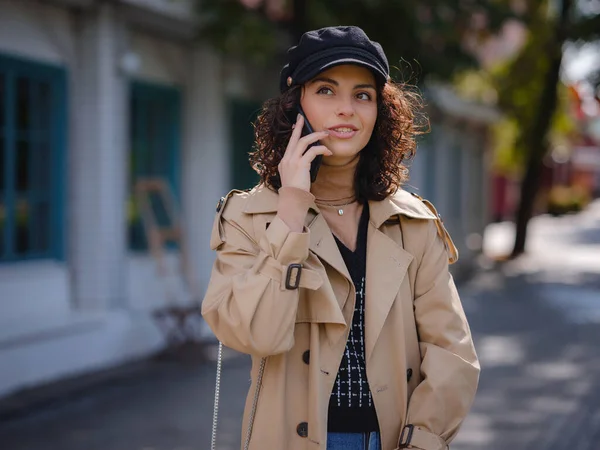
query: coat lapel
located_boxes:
[307,213,352,290]
[364,204,414,363]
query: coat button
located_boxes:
[302,350,310,365]
[216,197,225,212]
[407,368,413,382]
[296,422,308,438]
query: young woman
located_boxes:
[202,26,480,450]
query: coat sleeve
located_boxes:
[201,198,322,358]
[402,220,480,450]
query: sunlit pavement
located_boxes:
[454,199,600,450]
[1,200,600,450]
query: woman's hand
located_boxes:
[278,114,331,192]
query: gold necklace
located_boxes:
[314,197,357,216]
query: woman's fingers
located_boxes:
[284,114,329,159]
[279,145,330,172]
[278,113,331,191]
[299,145,332,163]
[282,114,305,160]
[296,131,330,157]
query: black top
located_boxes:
[327,204,379,433]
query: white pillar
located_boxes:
[69,3,128,311]
[461,126,476,235]
[433,120,453,220]
[182,45,230,298]
[409,139,427,194]
[479,127,492,230]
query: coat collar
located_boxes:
[242,184,437,226]
[243,184,435,359]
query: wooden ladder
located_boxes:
[134,177,204,347]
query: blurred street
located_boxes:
[1,1,599,449]
[1,201,600,450]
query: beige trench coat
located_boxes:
[202,185,480,450]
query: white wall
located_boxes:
[130,31,188,85]
[0,0,75,64]
[0,262,70,323]
[183,45,230,298]
[0,310,163,396]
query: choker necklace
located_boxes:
[314,196,357,216]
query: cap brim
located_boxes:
[302,57,388,85]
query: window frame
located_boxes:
[128,80,181,252]
[0,53,67,263]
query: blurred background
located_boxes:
[0,0,599,449]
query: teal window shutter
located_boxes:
[229,98,261,190]
[0,54,67,262]
[128,81,181,251]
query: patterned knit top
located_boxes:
[327,204,379,433]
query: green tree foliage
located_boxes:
[491,0,599,256]
[198,0,515,82]
[492,12,576,171]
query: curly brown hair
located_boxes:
[249,80,428,201]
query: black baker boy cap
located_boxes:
[280,26,390,93]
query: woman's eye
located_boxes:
[317,87,334,95]
[357,92,372,101]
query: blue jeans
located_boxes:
[327,432,381,450]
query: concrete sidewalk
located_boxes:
[1,201,600,450]
[454,200,600,450]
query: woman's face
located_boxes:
[300,64,378,165]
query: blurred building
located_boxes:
[0,0,280,399]
[411,84,499,270]
[0,0,497,398]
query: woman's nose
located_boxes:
[335,97,355,116]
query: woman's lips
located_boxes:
[327,127,358,139]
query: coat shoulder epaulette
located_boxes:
[408,192,459,265]
[210,189,250,250]
[215,188,250,213]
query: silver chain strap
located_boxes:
[243,354,266,450]
[210,342,223,450]
[211,342,267,450]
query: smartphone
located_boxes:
[297,105,323,183]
